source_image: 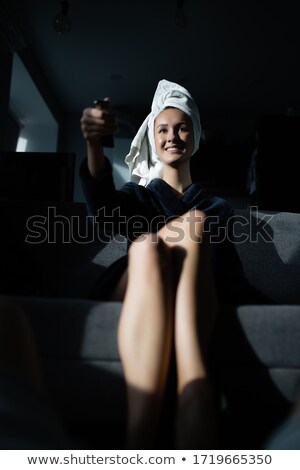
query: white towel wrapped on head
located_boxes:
[125,79,202,186]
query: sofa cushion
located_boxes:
[232,209,300,303]
[0,294,126,447]
[215,305,300,399]
[0,295,125,422]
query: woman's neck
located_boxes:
[162,163,192,195]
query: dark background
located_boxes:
[1,0,300,210]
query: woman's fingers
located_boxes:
[81,107,117,141]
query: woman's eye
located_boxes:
[179,127,188,132]
[158,128,167,133]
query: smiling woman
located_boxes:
[124,79,202,187]
[80,79,233,449]
[153,108,195,190]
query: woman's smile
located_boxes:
[165,145,183,153]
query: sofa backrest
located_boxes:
[232,209,300,304]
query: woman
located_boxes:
[80,80,233,449]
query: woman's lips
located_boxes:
[165,146,182,152]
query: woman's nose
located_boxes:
[167,130,177,141]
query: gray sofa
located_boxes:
[213,209,300,448]
[1,199,300,449]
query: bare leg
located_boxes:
[117,234,173,449]
[158,210,217,449]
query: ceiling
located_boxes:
[2,0,300,122]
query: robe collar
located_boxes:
[146,178,205,217]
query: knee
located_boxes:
[184,209,206,227]
[158,210,207,245]
[128,233,162,270]
[179,210,207,242]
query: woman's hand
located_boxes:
[80,99,117,178]
[80,100,117,144]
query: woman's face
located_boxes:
[154,108,194,166]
